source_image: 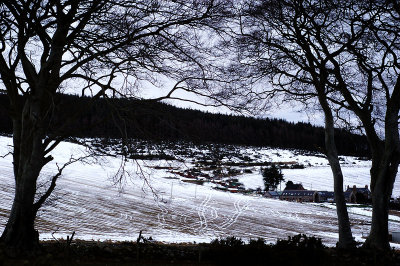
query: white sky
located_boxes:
[138,76,325,125]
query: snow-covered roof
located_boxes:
[266,191,281,196]
[318,191,335,198]
[281,190,317,196]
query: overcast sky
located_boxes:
[161,92,324,126]
[119,74,326,126]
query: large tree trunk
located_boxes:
[365,186,390,250]
[1,98,46,252]
[1,171,40,252]
[322,115,356,248]
[317,86,355,248]
[364,156,399,250]
[363,102,400,250]
[327,148,356,249]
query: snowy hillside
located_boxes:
[0,136,399,247]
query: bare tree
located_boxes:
[235,0,357,249]
[0,0,230,252]
[328,0,400,250]
[236,0,400,250]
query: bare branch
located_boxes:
[33,154,91,214]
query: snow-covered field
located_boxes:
[0,136,399,247]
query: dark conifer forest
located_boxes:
[0,93,369,156]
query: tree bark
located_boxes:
[364,186,389,250]
[301,36,355,247]
[325,128,356,249]
[363,146,399,250]
[363,163,397,250]
[362,99,400,250]
[1,98,45,252]
[317,87,356,249]
[1,171,40,252]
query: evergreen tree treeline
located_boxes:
[0,93,369,156]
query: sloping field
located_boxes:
[0,136,399,247]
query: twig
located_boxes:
[66,231,75,247]
[137,230,143,244]
[51,227,60,243]
[0,151,12,158]
[136,230,143,261]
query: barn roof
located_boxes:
[281,190,317,196]
[318,191,335,198]
[266,191,281,196]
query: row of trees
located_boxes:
[0,93,369,155]
[0,0,398,253]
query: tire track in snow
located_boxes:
[219,198,250,229]
[197,194,211,232]
[156,200,169,227]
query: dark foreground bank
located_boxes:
[0,235,399,265]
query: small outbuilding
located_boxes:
[264,191,281,199]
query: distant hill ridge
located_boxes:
[0,93,369,156]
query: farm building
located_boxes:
[264,191,281,199]
[318,191,335,203]
[278,181,371,204]
[280,190,320,202]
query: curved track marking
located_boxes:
[197,194,211,232]
[156,200,169,227]
[219,198,250,229]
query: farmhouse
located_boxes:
[344,185,371,203]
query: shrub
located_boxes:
[248,238,267,248]
[276,234,324,249]
[210,236,244,247]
